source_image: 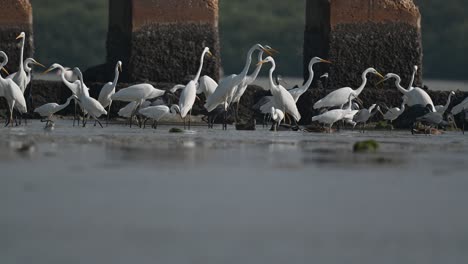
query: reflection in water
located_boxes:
[1,121,468,264]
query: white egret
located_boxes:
[111,83,165,127]
[451,96,468,115]
[118,101,151,118]
[12,32,28,94]
[230,46,276,119]
[34,95,77,127]
[179,47,213,129]
[270,107,284,131]
[257,56,301,125]
[379,97,407,128]
[435,91,455,114]
[204,44,274,129]
[408,65,418,90]
[139,105,180,129]
[197,75,217,98]
[311,94,356,131]
[73,67,107,127]
[0,51,27,126]
[353,104,380,132]
[7,58,45,84]
[289,57,331,101]
[313,67,384,109]
[44,63,85,126]
[98,61,122,125]
[380,73,435,112]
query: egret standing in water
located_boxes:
[353,104,380,132]
[178,47,213,130]
[379,97,408,129]
[98,61,122,125]
[257,56,301,124]
[73,67,107,127]
[139,105,180,129]
[379,73,435,112]
[12,32,28,94]
[112,83,165,127]
[0,51,27,126]
[204,44,275,129]
[34,95,78,127]
[311,94,356,132]
[314,67,383,109]
[270,107,284,131]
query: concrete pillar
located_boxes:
[106,0,220,84]
[0,0,34,74]
[304,0,422,89]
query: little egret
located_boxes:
[353,104,380,132]
[379,97,408,129]
[270,107,284,131]
[34,95,77,127]
[98,61,122,125]
[313,67,383,109]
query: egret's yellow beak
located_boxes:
[262,47,278,56]
[376,77,387,86]
[207,50,214,57]
[256,59,267,66]
[320,59,332,64]
[42,67,54,74]
[1,67,9,75]
[375,71,385,79]
[33,61,46,68]
[16,33,24,40]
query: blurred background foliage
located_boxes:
[31,0,468,80]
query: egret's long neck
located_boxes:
[408,67,417,89]
[170,105,180,115]
[368,104,376,113]
[0,54,8,80]
[24,60,32,74]
[194,50,208,83]
[268,61,277,92]
[299,60,317,93]
[240,46,256,77]
[77,72,86,97]
[394,76,408,94]
[19,37,25,72]
[56,97,73,112]
[355,69,371,95]
[445,93,453,109]
[247,50,264,84]
[58,65,74,87]
[112,64,120,86]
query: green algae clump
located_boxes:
[353,140,379,153]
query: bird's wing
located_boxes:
[451,97,468,115]
[139,105,169,118]
[313,87,352,109]
[253,96,273,110]
[179,81,197,117]
[198,75,218,97]
[98,82,114,105]
[6,72,16,80]
[204,74,238,112]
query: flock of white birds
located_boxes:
[1,32,468,133]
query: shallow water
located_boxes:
[1,121,468,264]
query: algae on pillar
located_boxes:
[304,0,422,89]
[0,0,34,73]
[106,0,221,83]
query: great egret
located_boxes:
[44,63,85,126]
[311,94,356,131]
[139,105,180,129]
[34,95,77,127]
[313,67,384,109]
[230,46,276,119]
[73,67,107,127]
[289,57,331,101]
[353,104,380,132]
[7,58,45,83]
[379,97,408,129]
[408,65,418,90]
[380,73,435,112]
[258,56,301,123]
[204,44,275,129]
[0,51,27,126]
[179,47,213,129]
[111,83,165,127]
[270,107,284,131]
[435,91,455,114]
[12,32,28,94]
[98,61,122,125]
[451,96,468,115]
